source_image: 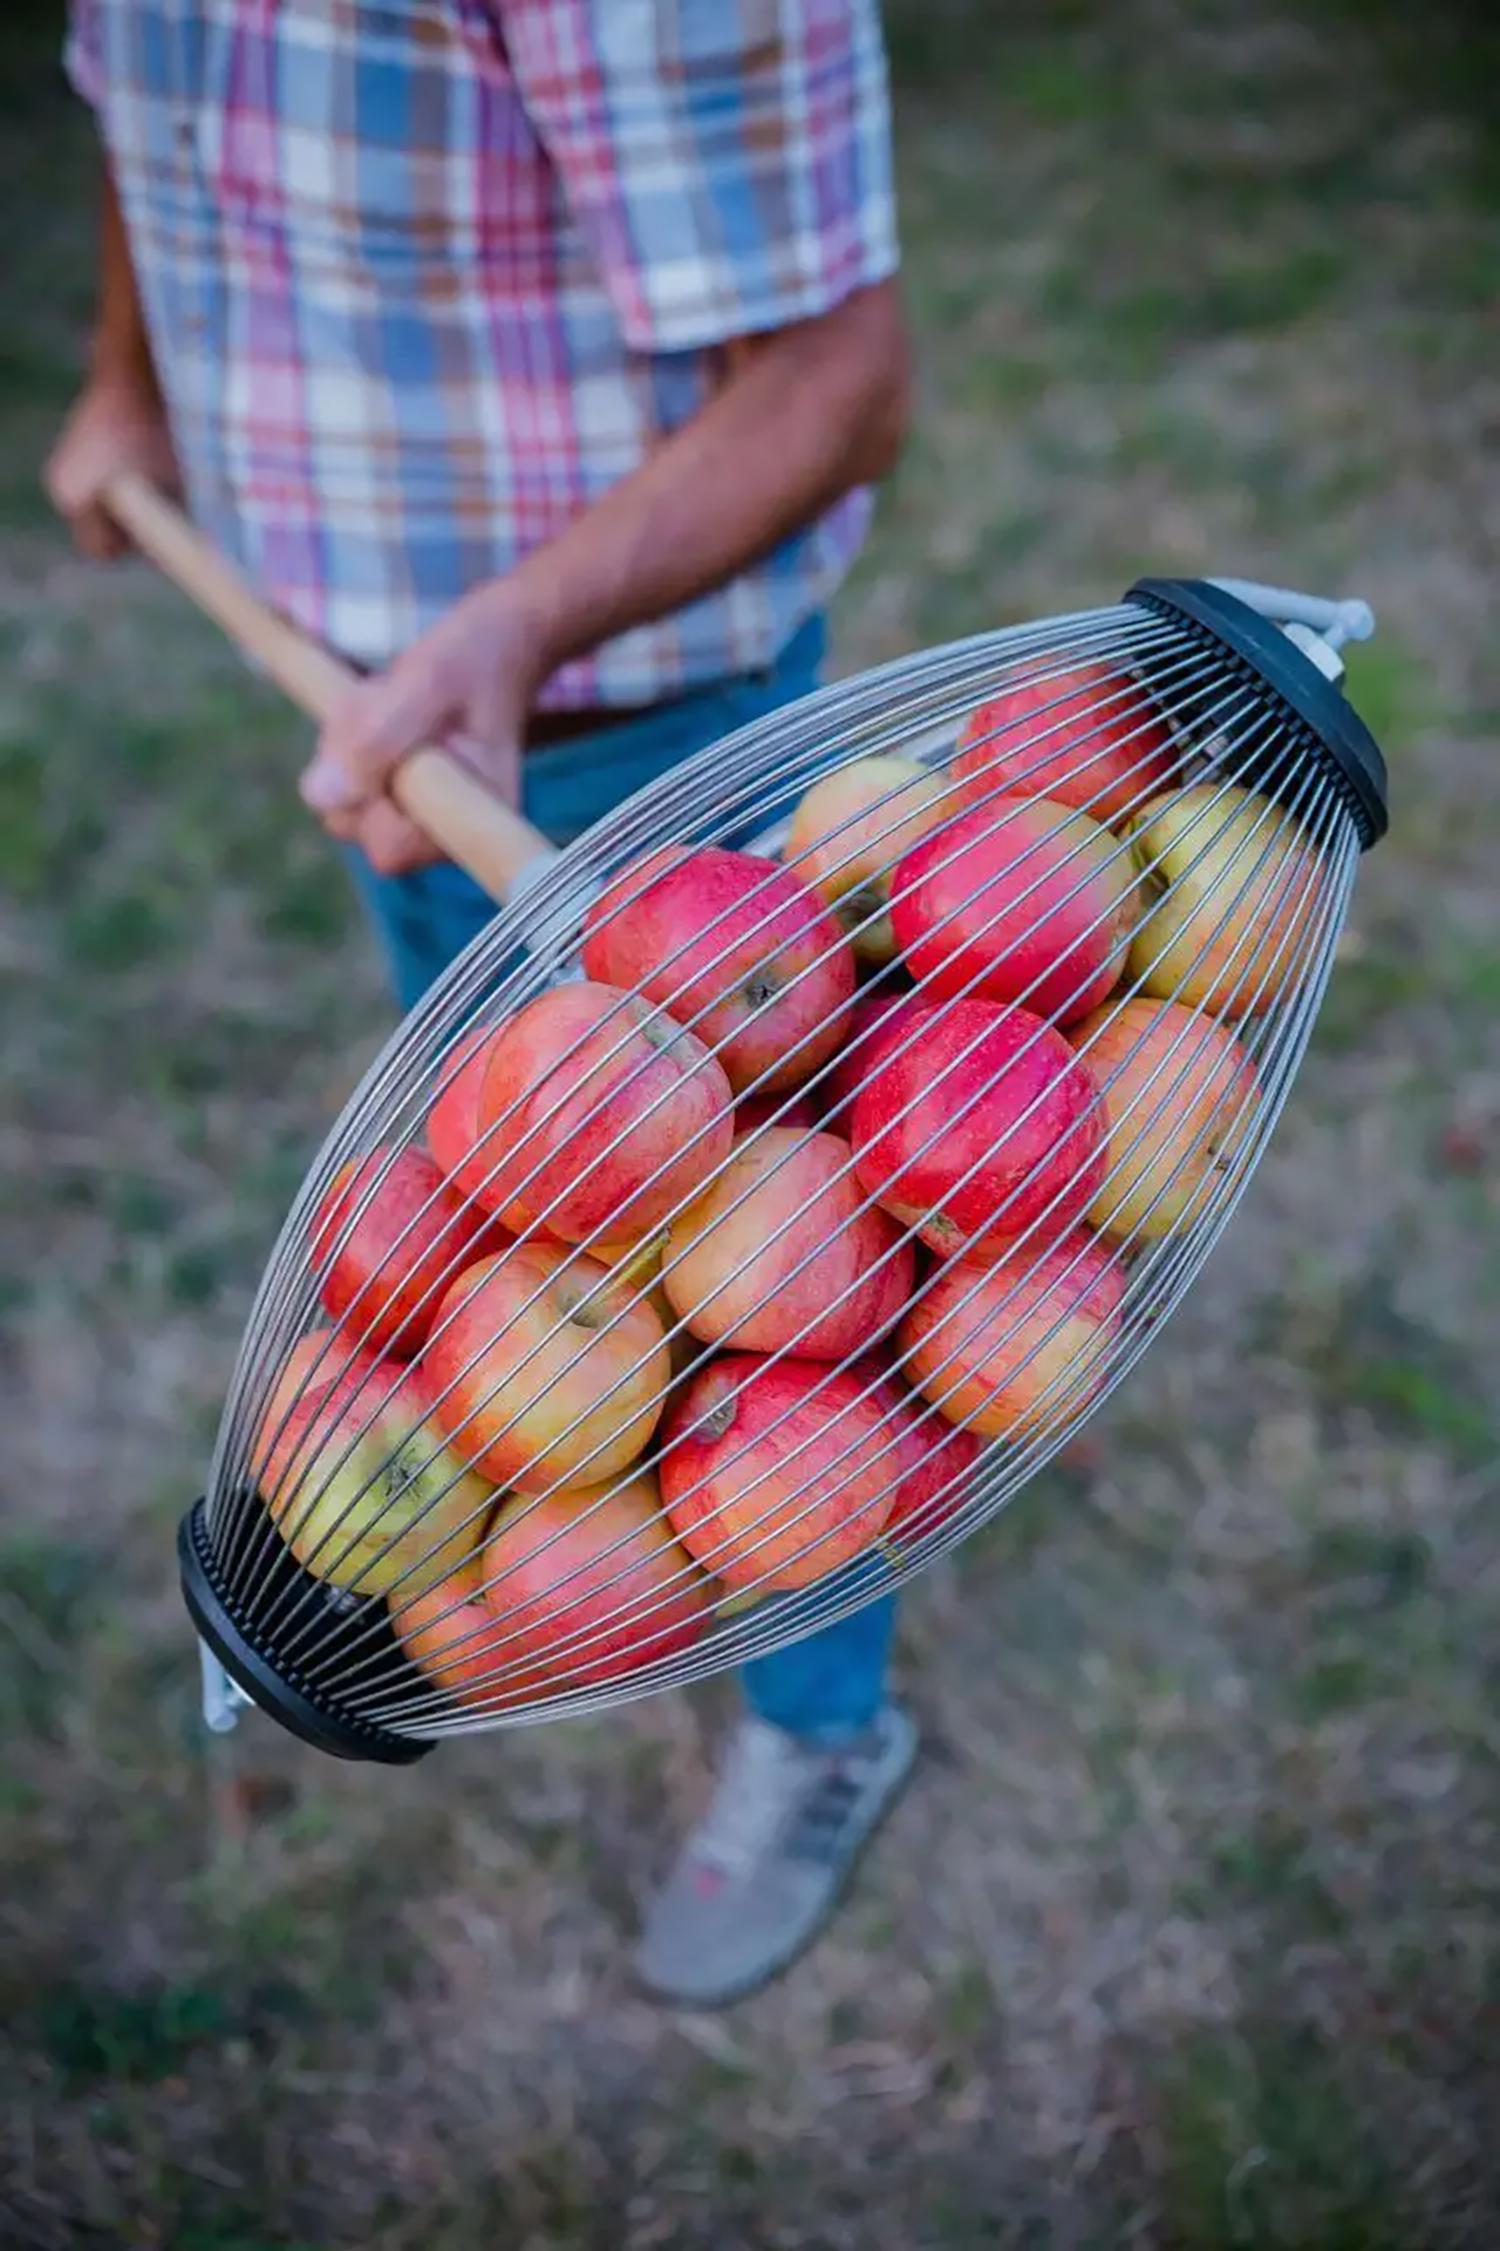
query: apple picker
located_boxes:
[111,480,1390,1760]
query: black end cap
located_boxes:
[179,1500,432,1766]
[1125,577,1389,849]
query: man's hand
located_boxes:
[45,370,181,560]
[301,579,544,875]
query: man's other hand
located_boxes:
[45,373,181,560]
[301,581,541,875]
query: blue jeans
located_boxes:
[345,614,895,1742]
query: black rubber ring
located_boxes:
[1125,577,1389,848]
[179,1501,432,1765]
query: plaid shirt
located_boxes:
[67,0,897,706]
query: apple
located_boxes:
[662,1126,914,1358]
[1068,996,1259,1243]
[878,1385,986,1543]
[254,1332,491,1597]
[580,845,856,1093]
[1127,784,1323,1017]
[901,1233,1126,1444]
[784,754,953,963]
[426,1021,507,1208]
[474,981,733,1245]
[822,994,934,1123]
[394,1469,710,1708]
[953,657,1176,827]
[889,794,1138,1024]
[311,1143,503,1357]
[735,1091,821,1136]
[424,1242,670,1491]
[661,1356,900,1591]
[851,997,1106,1260]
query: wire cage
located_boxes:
[180,575,1389,1761]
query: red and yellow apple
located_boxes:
[1127,784,1323,1018]
[784,754,953,963]
[424,1242,670,1492]
[662,1126,914,1358]
[953,658,1176,827]
[889,794,1138,1024]
[1068,996,1259,1242]
[311,1143,503,1357]
[474,981,733,1245]
[426,1021,507,1208]
[900,1233,1126,1444]
[661,1356,899,1591]
[394,1468,710,1707]
[254,1332,491,1596]
[580,845,856,1093]
[851,997,1106,1260]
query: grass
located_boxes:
[3,0,1499,2245]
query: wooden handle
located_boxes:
[102,471,557,903]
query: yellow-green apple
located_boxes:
[580,845,856,1093]
[474,981,733,1244]
[900,1234,1126,1444]
[784,754,952,963]
[393,1468,710,1707]
[426,1021,507,1208]
[661,1356,899,1591]
[311,1144,507,1357]
[424,1243,669,1491]
[1127,784,1323,1017]
[662,1126,914,1358]
[954,658,1176,827]
[889,794,1137,1023]
[255,1332,491,1597]
[851,997,1105,1260]
[1068,996,1259,1242]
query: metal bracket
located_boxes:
[199,1636,253,1735]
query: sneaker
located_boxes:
[633,1703,918,2007]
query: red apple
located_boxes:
[954,657,1176,827]
[474,981,733,1245]
[879,1386,986,1543]
[311,1144,502,1357]
[426,1022,507,1208]
[1068,996,1260,1242]
[662,1127,914,1359]
[254,1332,491,1596]
[784,754,953,963]
[735,1091,821,1136]
[851,998,1106,1260]
[580,845,856,1094]
[661,1356,899,1592]
[890,794,1138,1024]
[394,1469,710,1708]
[901,1233,1126,1444]
[823,994,934,1123]
[424,1242,670,1492]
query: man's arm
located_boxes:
[45,166,180,559]
[303,281,912,874]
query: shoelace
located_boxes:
[692,1719,877,1879]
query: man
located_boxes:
[49,0,914,2007]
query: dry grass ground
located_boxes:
[2,2,1498,2245]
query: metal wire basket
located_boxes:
[175,572,1389,1762]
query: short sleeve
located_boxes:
[504,0,899,353]
[64,0,105,106]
